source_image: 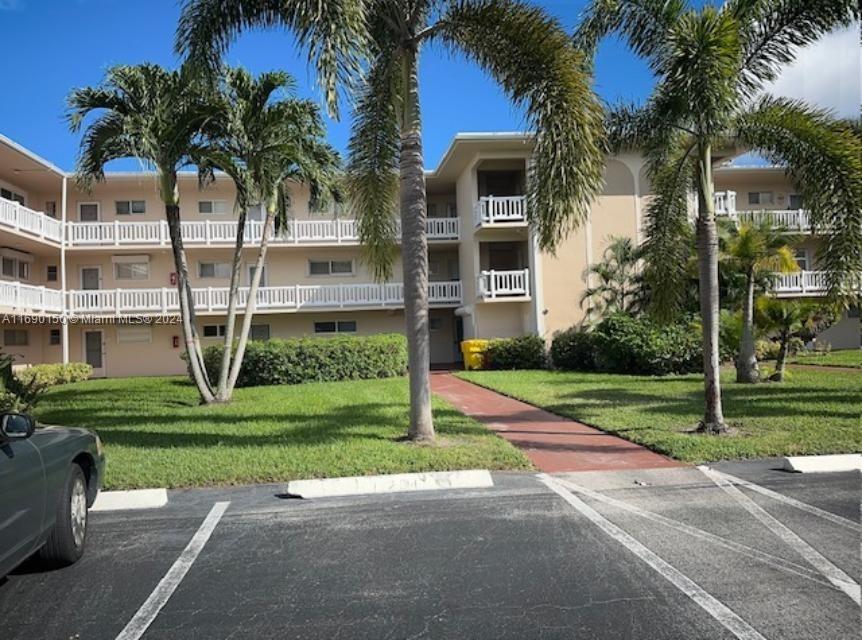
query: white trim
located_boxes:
[79,265,102,290]
[61,175,69,364]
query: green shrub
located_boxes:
[198,334,408,387]
[485,335,547,370]
[551,314,702,375]
[16,362,93,387]
[550,328,596,371]
[755,339,780,361]
[718,309,742,364]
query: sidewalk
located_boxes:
[431,373,683,473]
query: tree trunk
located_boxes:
[772,332,788,382]
[399,46,434,442]
[736,270,759,383]
[695,144,727,433]
[225,201,276,395]
[164,194,214,404]
[215,209,248,401]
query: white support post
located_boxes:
[60,176,70,364]
[113,219,120,246]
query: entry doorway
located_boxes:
[80,266,101,290]
[83,330,105,377]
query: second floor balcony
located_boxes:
[0,196,64,244]
[713,191,812,231]
[477,268,531,300]
[474,195,528,227]
[0,280,64,314]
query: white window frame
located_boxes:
[313,320,357,334]
[114,261,150,281]
[198,200,229,215]
[308,259,355,277]
[117,326,152,344]
[79,265,103,290]
[198,261,232,279]
[78,202,101,222]
[115,200,147,216]
[202,324,227,338]
[794,248,809,271]
[747,191,773,206]
[0,249,34,282]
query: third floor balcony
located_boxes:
[713,191,813,232]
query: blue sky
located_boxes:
[0,1,856,172]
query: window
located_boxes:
[250,324,271,341]
[314,320,357,334]
[199,262,232,279]
[2,258,14,278]
[49,329,61,345]
[429,317,443,331]
[203,324,227,338]
[46,265,58,282]
[79,202,100,221]
[115,262,149,280]
[3,329,28,346]
[198,200,228,215]
[116,200,146,215]
[747,191,773,206]
[794,249,809,271]
[1,188,25,204]
[117,327,152,344]
[788,193,803,209]
[45,201,57,218]
[308,259,354,276]
[1,252,32,281]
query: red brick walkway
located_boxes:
[431,373,684,473]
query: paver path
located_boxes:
[431,373,684,473]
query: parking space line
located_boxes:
[699,467,860,605]
[704,468,861,532]
[115,501,230,640]
[553,477,833,589]
[538,474,767,640]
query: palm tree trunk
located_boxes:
[773,332,789,382]
[400,46,434,442]
[225,203,276,394]
[736,270,759,383]
[216,210,248,401]
[695,143,727,433]
[165,201,214,404]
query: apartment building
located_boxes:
[0,132,858,377]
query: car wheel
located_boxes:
[40,464,88,566]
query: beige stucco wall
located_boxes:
[816,314,861,351]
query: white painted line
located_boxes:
[783,454,862,474]
[699,467,860,605]
[287,470,494,499]
[706,468,861,532]
[538,474,767,640]
[115,501,230,640]
[553,477,832,589]
[92,489,168,512]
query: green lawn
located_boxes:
[36,376,531,490]
[788,349,862,369]
[456,368,861,463]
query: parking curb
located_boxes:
[783,454,862,474]
[286,469,494,499]
[92,488,169,511]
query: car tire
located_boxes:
[40,464,88,566]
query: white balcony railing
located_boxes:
[735,209,811,231]
[0,280,64,313]
[478,268,530,299]
[474,195,527,226]
[0,196,64,243]
[66,217,460,247]
[67,280,463,315]
[774,271,829,296]
[713,191,737,216]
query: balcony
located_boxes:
[0,196,64,244]
[478,268,531,300]
[713,191,811,231]
[0,281,64,314]
[773,271,831,297]
[66,217,460,248]
[474,196,527,227]
[67,280,463,315]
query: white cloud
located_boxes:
[766,24,861,117]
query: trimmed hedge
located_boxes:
[199,334,408,387]
[485,335,547,370]
[551,314,702,375]
[16,362,93,387]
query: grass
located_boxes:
[456,368,861,463]
[36,376,531,490]
[788,349,862,369]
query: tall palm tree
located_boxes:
[195,68,342,402]
[580,236,644,320]
[177,0,606,441]
[756,298,824,382]
[68,64,220,403]
[720,219,799,382]
[576,0,862,432]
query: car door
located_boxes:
[0,438,46,575]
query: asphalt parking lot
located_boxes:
[0,461,858,640]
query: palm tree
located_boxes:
[756,298,824,382]
[177,0,606,441]
[195,68,342,402]
[580,236,644,320]
[576,0,862,432]
[720,219,800,382]
[68,64,219,403]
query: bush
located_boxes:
[755,339,780,361]
[15,362,92,387]
[551,314,702,376]
[550,329,597,371]
[198,334,408,387]
[485,335,547,370]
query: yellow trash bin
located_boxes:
[461,339,490,370]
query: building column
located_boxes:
[60,175,69,364]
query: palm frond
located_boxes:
[436,0,606,251]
